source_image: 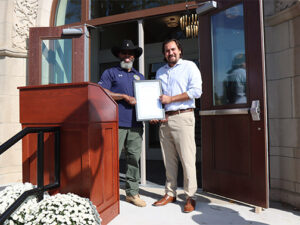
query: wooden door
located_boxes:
[199,0,268,208]
[28,25,89,85]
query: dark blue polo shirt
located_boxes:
[98,66,144,128]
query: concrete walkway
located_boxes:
[109,184,300,225]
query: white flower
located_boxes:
[0,183,102,225]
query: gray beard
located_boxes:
[120,60,133,70]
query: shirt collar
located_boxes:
[177,58,183,65]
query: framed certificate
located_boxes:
[134,80,165,121]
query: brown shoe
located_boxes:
[184,198,196,213]
[153,194,176,206]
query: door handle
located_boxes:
[199,100,261,121]
[250,100,260,121]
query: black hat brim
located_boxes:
[111,46,143,59]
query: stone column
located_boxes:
[0,0,53,185]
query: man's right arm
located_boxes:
[98,69,136,105]
[103,88,136,105]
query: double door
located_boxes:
[28,0,268,208]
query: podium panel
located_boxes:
[19,82,119,225]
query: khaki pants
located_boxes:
[159,111,197,198]
[119,127,143,197]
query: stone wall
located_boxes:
[265,0,300,208]
[0,0,53,185]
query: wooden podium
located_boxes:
[19,82,119,225]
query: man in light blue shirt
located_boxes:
[152,39,202,213]
[157,55,202,112]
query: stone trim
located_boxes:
[0,48,27,58]
[266,1,300,26]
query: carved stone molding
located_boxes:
[266,0,300,26]
[12,0,39,51]
[0,48,27,58]
[276,0,299,12]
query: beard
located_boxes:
[167,55,179,64]
[120,59,134,70]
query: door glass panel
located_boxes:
[41,39,72,84]
[211,4,247,106]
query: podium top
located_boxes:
[19,82,118,124]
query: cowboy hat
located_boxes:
[111,40,143,58]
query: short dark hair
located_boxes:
[162,39,183,58]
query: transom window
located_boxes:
[55,0,81,26]
[91,0,185,19]
[54,0,186,26]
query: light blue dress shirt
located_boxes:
[156,59,202,112]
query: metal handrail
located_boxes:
[0,127,60,224]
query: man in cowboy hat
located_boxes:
[98,40,146,207]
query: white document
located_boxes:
[134,80,165,121]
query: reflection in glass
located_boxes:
[91,0,185,19]
[55,0,81,26]
[41,39,72,84]
[211,4,247,105]
[225,53,246,104]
